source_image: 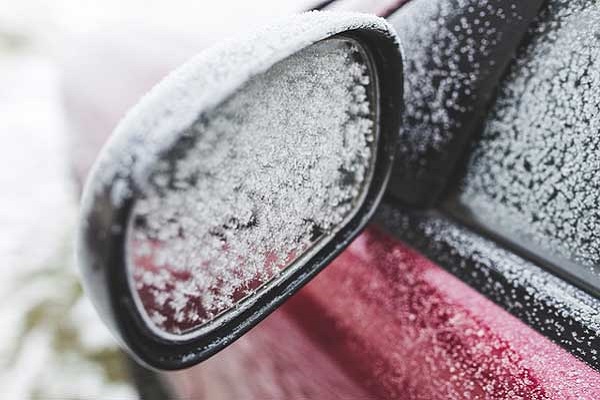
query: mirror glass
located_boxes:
[126,37,379,338]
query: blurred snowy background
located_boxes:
[0,0,326,398]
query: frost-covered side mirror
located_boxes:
[78,12,402,370]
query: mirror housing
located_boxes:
[78,11,403,370]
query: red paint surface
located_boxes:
[169,227,600,399]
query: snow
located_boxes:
[0,54,135,400]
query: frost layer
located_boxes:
[387,0,539,204]
[458,0,600,281]
[127,38,377,336]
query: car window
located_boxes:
[449,0,600,295]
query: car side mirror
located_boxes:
[77,11,403,370]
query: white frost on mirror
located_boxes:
[126,37,378,337]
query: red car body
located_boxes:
[167,228,599,399]
[65,0,600,398]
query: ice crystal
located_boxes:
[458,0,600,281]
[127,38,377,336]
[385,0,539,204]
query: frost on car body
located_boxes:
[376,204,600,368]
[387,0,543,205]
